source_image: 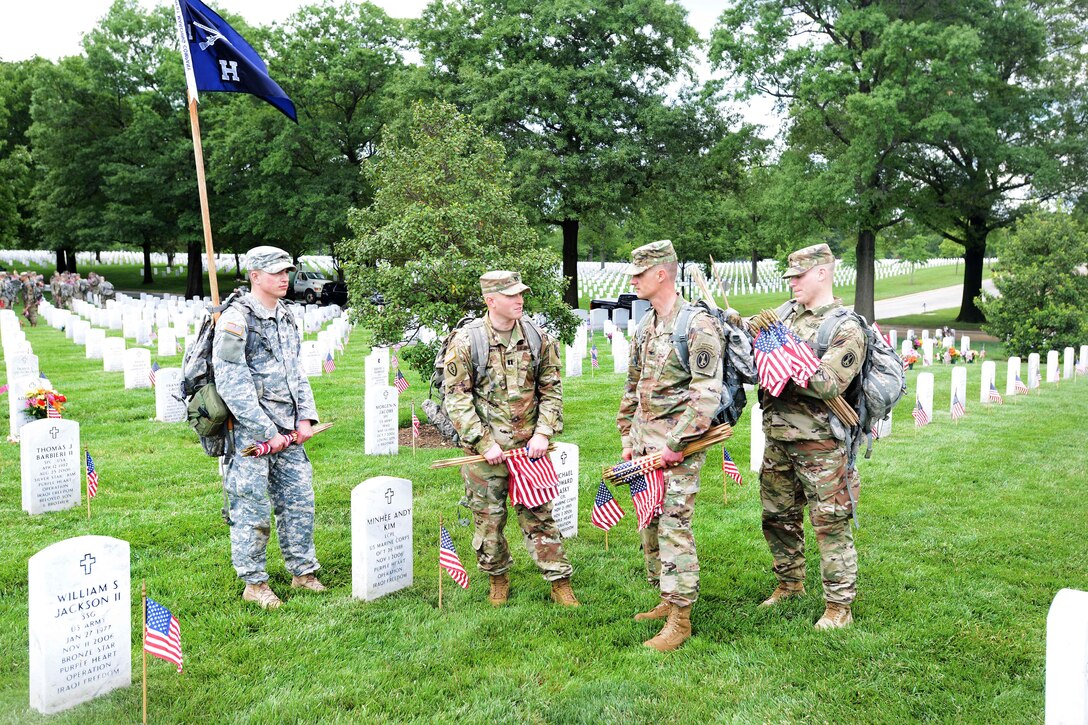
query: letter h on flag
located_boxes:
[173,0,297,122]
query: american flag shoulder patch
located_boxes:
[220,321,245,338]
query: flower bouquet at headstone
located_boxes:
[25,387,66,419]
[903,353,919,370]
[948,346,961,363]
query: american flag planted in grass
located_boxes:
[590,481,624,531]
[912,400,930,427]
[439,526,469,589]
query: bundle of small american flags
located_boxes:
[505,448,559,508]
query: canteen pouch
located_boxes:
[187,383,230,438]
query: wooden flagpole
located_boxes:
[438,516,444,610]
[142,581,148,725]
[604,530,608,551]
[412,403,417,456]
[186,95,221,307]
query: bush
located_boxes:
[338,101,579,377]
[980,211,1088,355]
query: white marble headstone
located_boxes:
[612,336,629,374]
[1047,350,1060,383]
[1028,353,1041,389]
[351,476,413,600]
[102,338,126,373]
[154,368,186,423]
[85,329,106,360]
[300,341,322,378]
[1063,347,1074,380]
[1046,588,1088,724]
[549,442,579,539]
[951,366,968,414]
[749,399,764,472]
[364,385,399,455]
[565,345,582,378]
[157,327,178,358]
[29,535,131,714]
[980,360,997,404]
[122,348,151,390]
[365,351,389,390]
[916,372,934,420]
[21,418,81,515]
[1006,356,1022,396]
[5,351,39,387]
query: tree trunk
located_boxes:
[142,243,153,284]
[957,219,988,323]
[234,252,242,278]
[750,248,758,286]
[95,250,102,263]
[65,248,77,273]
[854,228,876,322]
[55,249,66,273]
[166,251,175,267]
[561,219,579,308]
[185,241,205,300]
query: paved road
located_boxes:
[862,279,999,319]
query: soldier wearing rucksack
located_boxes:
[756,243,896,631]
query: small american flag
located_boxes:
[323,353,336,374]
[628,466,666,531]
[951,392,965,422]
[412,405,421,437]
[988,381,1003,404]
[391,350,399,368]
[590,481,625,531]
[776,325,821,386]
[144,598,183,673]
[506,449,559,508]
[149,361,160,387]
[1077,361,1087,375]
[394,370,410,393]
[722,448,743,485]
[912,400,930,427]
[1013,374,1029,395]
[754,326,794,396]
[591,344,599,369]
[439,526,469,588]
[46,394,62,419]
[1034,370,1042,388]
[86,450,99,498]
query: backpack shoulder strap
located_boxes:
[671,302,705,373]
[815,307,855,357]
[775,299,798,322]
[519,317,544,371]
[462,319,489,385]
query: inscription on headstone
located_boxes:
[154,368,186,423]
[549,442,579,539]
[21,418,81,514]
[351,476,413,600]
[364,385,399,455]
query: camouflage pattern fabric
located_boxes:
[213,292,320,584]
[21,280,41,326]
[444,314,572,580]
[760,438,857,605]
[760,298,866,442]
[617,299,722,606]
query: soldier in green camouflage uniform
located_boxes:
[617,240,723,652]
[757,242,865,630]
[213,246,325,610]
[443,270,579,608]
[21,274,42,326]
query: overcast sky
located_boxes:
[1,0,776,133]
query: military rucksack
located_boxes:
[776,301,907,465]
[634,301,756,427]
[180,290,255,457]
[422,316,544,445]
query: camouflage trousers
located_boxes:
[760,438,857,605]
[223,438,320,585]
[23,305,38,326]
[462,460,572,581]
[639,449,706,607]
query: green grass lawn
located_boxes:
[1,315,1082,722]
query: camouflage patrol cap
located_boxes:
[783,243,835,278]
[246,246,296,274]
[480,270,531,296]
[624,240,677,275]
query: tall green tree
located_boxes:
[0,58,49,249]
[340,101,578,375]
[711,0,924,321]
[415,0,701,307]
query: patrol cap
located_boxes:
[480,270,531,296]
[782,243,835,278]
[246,246,296,274]
[624,240,677,275]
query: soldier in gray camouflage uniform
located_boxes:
[0,272,19,310]
[213,246,324,609]
[443,270,579,608]
[21,273,43,326]
[756,243,866,630]
[617,240,723,652]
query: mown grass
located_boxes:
[1,310,1083,723]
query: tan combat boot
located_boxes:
[759,581,806,607]
[814,602,853,630]
[634,597,670,621]
[549,578,580,607]
[488,574,510,607]
[242,582,282,610]
[644,604,692,652]
[291,574,327,592]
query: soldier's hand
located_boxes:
[295,420,314,444]
[526,434,549,459]
[482,443,504,465]
[660,447,684,468]
[268,433,291,454]
[622,447,633,461]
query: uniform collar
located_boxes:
[484,313,525,348]
[648,295,687,329]
[243,292,284,320]
[797,297,842,317]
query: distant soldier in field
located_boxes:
[0,272,18,309]
[443,270,579,608]
[213,246,325,609]
[617,240,723,652]
[21,273,43,326]
[756,243,865,629]
[99,279,116,304]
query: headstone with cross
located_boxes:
[364,385,398,455]
[28,535,131,714]
[351,476,413,601]
[549,442,579,539]
[21,418,81,515]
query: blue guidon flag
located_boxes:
[173,0,298,122]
